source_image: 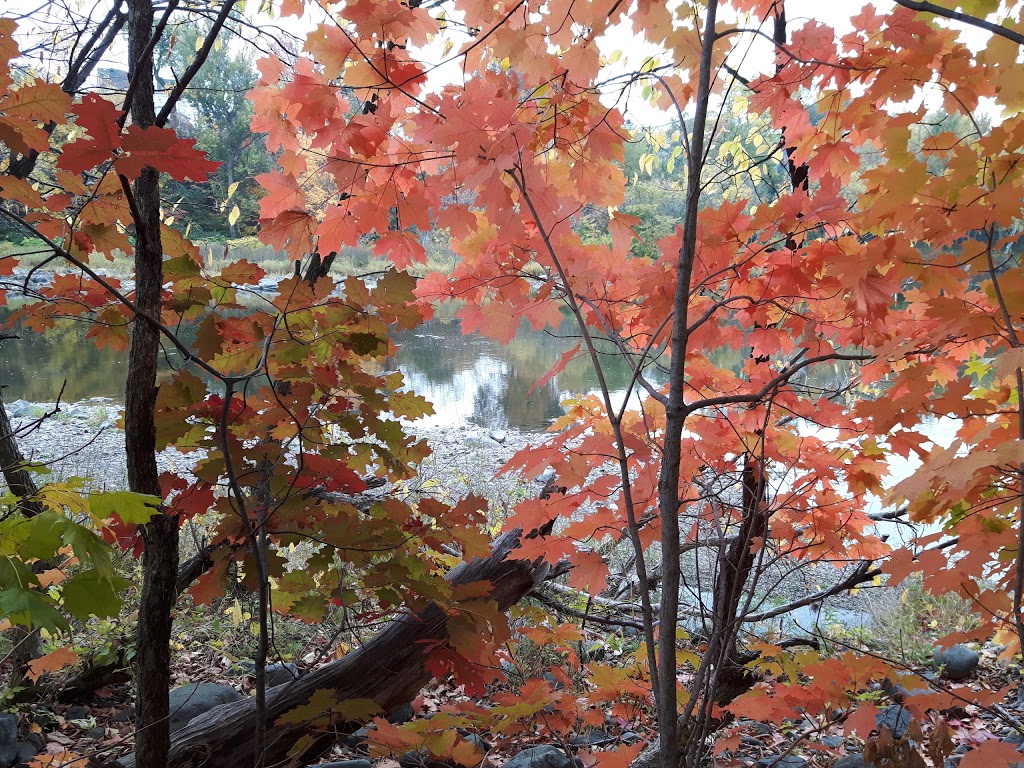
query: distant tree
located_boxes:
[161,22,271,239]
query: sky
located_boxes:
[4,0,1002,129]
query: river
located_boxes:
[0,311,647,432]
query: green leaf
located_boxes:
[60,522,115,582]
[90,491,162,524]
[61,569,129,622]
[0,556,38,591]
[20,512,67,561]
[0,588,69,632]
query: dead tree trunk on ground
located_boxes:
[114,529,560,768]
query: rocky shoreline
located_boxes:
[2,396,537,495]
[3,397,889,640]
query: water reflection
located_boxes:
[0,316,130,402]
[1,308,850,434]
[1,309,645,432]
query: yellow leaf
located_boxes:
[228,205,241,226]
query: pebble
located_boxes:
[832,756,870,768]
[755,757,806,768]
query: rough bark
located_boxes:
[0,382,45,683]
[123,2,178,766]
[0,388,43,518]
[114,529,558,768]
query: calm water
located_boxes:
[0,310,650,432]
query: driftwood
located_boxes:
[115,528,559,768]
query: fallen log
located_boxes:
[115,528,559,768]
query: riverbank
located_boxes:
[2,397,887,637]
[2,397,537,500]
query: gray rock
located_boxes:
[571,730,615,747]
[464,733,492,751]
[4,401,31,419]
[832,756,870,768]
[387,702,415,724]
[319,762,372,768]
[266,662,298,687]
[1002,733,1024,749]
[168,683,243,732]
[86,727,105,740]
[111,706,135,723]
[821,735,844,748]
[11,742,34,767]
[736,720,773,735]
[489,431,507,444]
[876,705,912,738]
[504,746,582,768]
[934,645,980,681]
[755,757,807,768]
[398,751,435,768]
[342,726,369,752]
[64,706,88,722]
[542,671,565,691]
[0,714,17,767]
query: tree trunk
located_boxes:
[114,529,559,768]
[0,388,43,519]
[123,2,178,767]
[0,385,46,684]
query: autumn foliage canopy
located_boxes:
[3,0,1024,765]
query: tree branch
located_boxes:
[892,0,1024,47]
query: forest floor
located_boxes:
[1,398,1020,768]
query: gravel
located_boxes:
[3,398,540,501]
[3,398,881,636]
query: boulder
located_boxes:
[933,645,980,681]
[387,702,415,724]
[0,713,18,767]
[168,683,244,732]
[876,705,911,739]
[4,401,31,419]
[9,742,34,767]
[266,662,298,687]
[504,746,582,768]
